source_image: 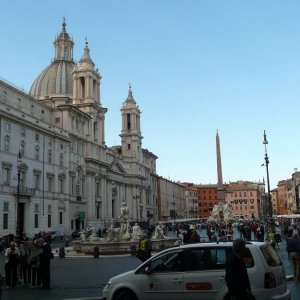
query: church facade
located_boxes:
[0,21,158,237]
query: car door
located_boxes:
[182,247,228,300]
[140,250,185,300]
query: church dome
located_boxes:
[30,20,75,100]
[30,60,75,99]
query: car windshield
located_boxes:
[260,243,282,267]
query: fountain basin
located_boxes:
[73,237,180,255]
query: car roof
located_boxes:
[160,240,264,252]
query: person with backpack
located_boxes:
[136,234,152,262]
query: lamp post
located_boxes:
[134,194,139,223]
[170,201,176,225]
[263,130,272,219]
[16,151,22,243]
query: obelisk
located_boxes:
[216,131,225,203]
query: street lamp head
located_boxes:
[263,130,268,145]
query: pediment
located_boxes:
[110,160,126,174]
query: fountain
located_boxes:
[73,201,179,255]
[208,201,234,223]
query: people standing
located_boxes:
[39,238,53,289]
[19,241,31,286]
[286,232,300,282]
[183,225,200,244]
[30,239,42,288]
[225,238,251,300]
[4,242,20,288]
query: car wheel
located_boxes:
[114,289,138,300]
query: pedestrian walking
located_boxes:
[286,232,300,282]
[136,234,152,262]
[225,238,252,300]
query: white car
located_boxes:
[102,241,291,300]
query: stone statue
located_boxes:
[153,222,166,240]
[223,202,233,221]
[106,223,120,242]
[80,229,86,242]
[119,201,131,240]
[131,223,143,241]
[208,202,233,222]
[86,224,99,241]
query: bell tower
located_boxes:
[120,85,143,160]
[72,40,106,145]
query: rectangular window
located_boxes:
[20,127,26,137]
[34,174,40,190]
[48,214,51,228]
[35,148,39,160]
[3,202,9,212]
[71,177,75,196]
[48,152,52,164]
[5,123,11,132]
[3,168,10,186]
[55,118,60,123]
[34,214,38,228]
[48,205,52,214]
[48,138,52,146]
[3,213,8,229]
[35,133,40,141]
[59,212,63,225]
[47,177,53,192]
[128,144,131,150]
[59,179,64,194]
[34,204,39,213]
[4,138,9,152]
[96,182,100,197]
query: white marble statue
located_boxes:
[86,224,99,241]
[119,201,131,240]
[80,229,86,242]
[106,223,120,242]
[131,223,143,241]
[208,202,234,222]
[153,222,166,240]
[223,202,234,221]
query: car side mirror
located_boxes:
[144,265,152,274]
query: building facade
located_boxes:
[182,183,198,219]
[197,184,218,219]
[157,177,186,222]
[0,22,158,237]
[225,181,262,219]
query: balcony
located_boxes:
[12,186,35,196]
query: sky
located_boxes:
[1,0,300,189]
